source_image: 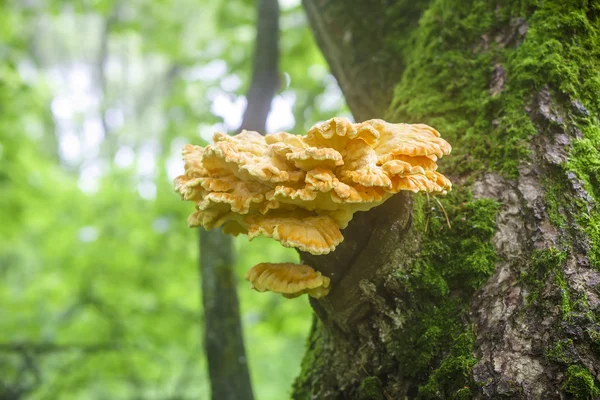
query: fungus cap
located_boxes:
[245,214,343,255]
[174,117,452,255]
[244,262,331,298]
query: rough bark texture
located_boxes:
[301,0,428,121]
[294,0,600,399]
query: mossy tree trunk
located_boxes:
[293,1,600,398]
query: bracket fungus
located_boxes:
[245,263,331,299]
[174,117,452,298]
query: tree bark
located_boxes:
[200,230,254,400]
[293,0,600,399]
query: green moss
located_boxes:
[544,179,569,229]
[520,248,567,307]
[291,316,326,399]
[545,339,576,364]
[539,119,600,269]
[296,0,600,396]
[387,0,600,268]
[417,332,477,400]
[588,328,600,356]
[409,189,501,292]
[527,2,600,268]
[563,122,600,268]
[556,270,573,319]
[358,376,385,400]
[387,0,535,176]
[387,188,500,393]
[389,0,600,176]
[562,365,600,400]
[377,0,600,395]
[519,247,584,320]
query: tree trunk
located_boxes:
[293,1,600,399]
[200,230,254,400]
[240,0,280,134]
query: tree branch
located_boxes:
[0,342,120,355]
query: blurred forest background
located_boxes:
[0,0,350,398]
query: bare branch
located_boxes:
[0,342,120,355]
[239,0,280,133]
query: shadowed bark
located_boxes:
[294,0,600,398]
[301,0,430,121]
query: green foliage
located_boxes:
[236,237,313,400]
[562,365,600,400]
[388,188,500,394]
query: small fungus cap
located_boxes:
[244,263,331,299]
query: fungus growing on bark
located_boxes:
[174,117,452,298]
[245,263,331,298]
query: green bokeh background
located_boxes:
[0,0,348,398]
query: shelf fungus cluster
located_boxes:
[174,117,452,299]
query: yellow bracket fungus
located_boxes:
[174,117,452,298]
[245,263,331,299]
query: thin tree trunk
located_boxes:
[239,0,280,134]
[199,0,279,399]
[293,0,600,398]
[200,231,254,400]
